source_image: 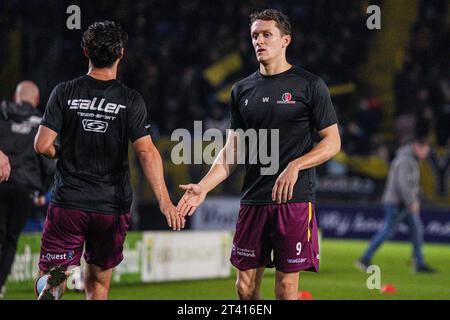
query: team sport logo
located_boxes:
[68,98,126,114]
[82,119,108,133]
[277,92,296,104]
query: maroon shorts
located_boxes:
[38,204,131,272]
[230,202,319,273]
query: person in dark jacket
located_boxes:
[0,81,55,297]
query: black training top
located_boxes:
[229,66,338,204]
[0,101,55,192]
[41,75,151,214]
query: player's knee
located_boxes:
[85,280,109,300]
[235,278,257,300]
[85,275,109,295]
[85,275,108,289]
[275,278,297,299]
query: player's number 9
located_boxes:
[296,242,302,256]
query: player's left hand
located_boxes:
[160,200,186,231]
[272,162,299,204]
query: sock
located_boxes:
[35,275,49,297]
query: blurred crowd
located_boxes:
[395,0,450,148]
[336,1,449,186]
[1,0,374,137]
[0,0,448,207]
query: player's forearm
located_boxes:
[34,126,59,159]
[35,143,57,159]
[137,148,172,206]
[198,147,237,192]
[291,135,340,171]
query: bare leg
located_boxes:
[274,270,299,300]
[84,264,113,300]
[235,267,265,300]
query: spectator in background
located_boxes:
[343,97,383,156]
[429,79,450,147]
[356,131,436,273]
[0,81,55,298]
[1,0,373,139]
[204,104,228,134]
[394,113,416,146]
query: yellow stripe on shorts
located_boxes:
[308,202,312,242]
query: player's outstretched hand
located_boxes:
[177,184,207,217]
[272,162,299,204]
[0,150,11,183]
[160,201,185,231]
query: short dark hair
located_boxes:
[249,9,292,36]
[81,20,128,68]
[414,121,431,145]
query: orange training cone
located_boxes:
[380,284,396,294]
[297,291,313,300]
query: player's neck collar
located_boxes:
[258,65,294,79]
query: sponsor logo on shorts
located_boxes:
[67,251,75,260]
[287,257,308,264]
[41,250,75,261]
[233,245,256,258]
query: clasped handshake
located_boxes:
[160,183,207,232]
[163,160,301,231]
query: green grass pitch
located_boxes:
[3,239,449,300]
